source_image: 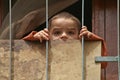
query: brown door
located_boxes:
[92,0,118,80]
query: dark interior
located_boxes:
[34,0,92,32]
[3,0,92,37]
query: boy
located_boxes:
[23,12,107,69]
[25,12,94,42]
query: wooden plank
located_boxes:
[92,0,118,80]
[105,0,118,80]
[92,0,105,38]
[92,1,106,79]
[0,40,101,80]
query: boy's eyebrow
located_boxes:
[52,27,62,30]
[51,27,77,30]
[67,27,77,30]
[69,27,76,29]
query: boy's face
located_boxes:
[49,18,79,41]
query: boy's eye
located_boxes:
[68,31,75,35]
[53,31,61,36]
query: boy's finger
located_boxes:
[41,31,49,37]
[41,34,49,40]
[79,31,93,39]
[87,32,93,38]
[39,38,42,43]
[37,32,49,40]
[33,32,40,38]
[82,26,87,29]
[80,30,88,35]
[34,33,43,42]
[44,28,49,33]
[79,31,88,38]
[80,28,88,33]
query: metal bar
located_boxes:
[9,0,12,80]
[46,0,49,80]
[117,0,120,80]
[95,56,119,62]
[81,0,85,80]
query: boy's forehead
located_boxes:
[50,25,79,32]
[51,26,78,29]
[51,18,78,26]
[49,18,80,30]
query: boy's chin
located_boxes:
[49,39,80,46]
[50,39,79,43]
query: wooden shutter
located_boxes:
[92,0,118,80]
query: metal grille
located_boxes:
[7,0,119,80]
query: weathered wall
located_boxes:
[0,40,101,80]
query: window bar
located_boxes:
[46,0,49,80]
[117,0,120,80]
[9,0,12,80]
[82,0,85,80]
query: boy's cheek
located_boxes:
[50,36,60,40]
[50,36,79,40]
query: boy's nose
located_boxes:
[60,32,68,41]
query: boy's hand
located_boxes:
[79,26,93,39]
[33,28,49,42]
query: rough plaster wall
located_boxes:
[0,40,101,80]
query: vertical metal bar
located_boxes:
[82,0,85,80]
[9,0,12,80]
[46,0,49,80]
[117,0,120,80]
